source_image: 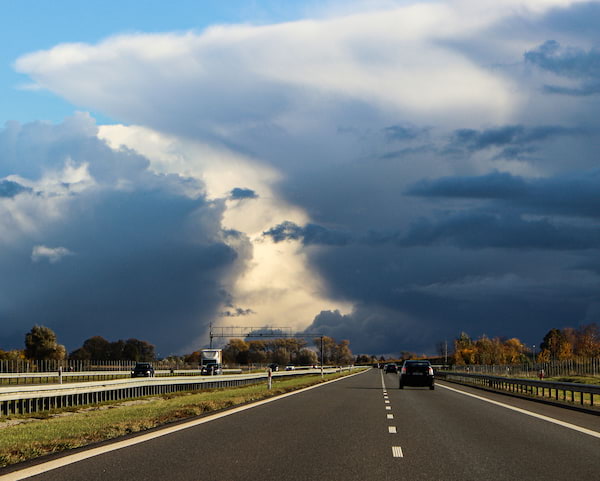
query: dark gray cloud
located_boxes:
[263,221,351,246]
[229,187,258,200]
[0,180,31,198]
[0,116,248,355]
[408,170,600,219]
[219,307,256,317]
[542,2,600,39]
[408,171,527,199]
[268,164,600,354]
[525,40,600,96]
[383,124,429,142]
[525,40,600,79]
[447,124,581,159]
[299,241,596,355]
[401,213,600,251]
[264,212,600,252]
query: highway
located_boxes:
[2,368,599,480]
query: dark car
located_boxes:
[399,360,434,390]
[268,363,279,372]
[131,362,154,378]
[384,363,398,374]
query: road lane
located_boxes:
[2,369,599,481]
[383,371,600,481]
[9,370,393,481]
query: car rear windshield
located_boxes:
[405,362,430,366]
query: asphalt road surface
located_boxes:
[3,369,599,481]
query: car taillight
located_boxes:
[428,367,434,375]
[401,367,406,374]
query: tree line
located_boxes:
[0,325,156,362]
[451,323,600,365]
[192,336,354,366]
[537,324,600,361]
[0,326,354,366]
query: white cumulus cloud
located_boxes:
[31,245,74,264]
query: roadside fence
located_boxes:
[0,359,204,373]
[445,357,600,378]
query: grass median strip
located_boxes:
[0,371,356,468]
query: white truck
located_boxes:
[200,348,223,375]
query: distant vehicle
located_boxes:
[399,360,434,390]
[131,362,155,378]
[268,363,279,371]
[285,365,295,371]
[384,363,398,374]
[200,349,223,376]
[201,364,222,375]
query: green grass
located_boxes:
[0,371,359,468]
[543,376,600,385]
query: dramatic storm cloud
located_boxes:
[8,0,600,355]
[0,114,246,355]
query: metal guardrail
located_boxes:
[0,369,244,385]
[0,368,346,417]
[438,371,600,409]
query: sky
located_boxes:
[1,0,600,357]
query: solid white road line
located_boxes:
[0,370,368,481]
[392,446,404,458]
[388,426,397,434]
[438,383,600,439]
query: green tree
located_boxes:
[247,340,268,364]
[453,332,475,365]
[335,339,354,365]
[540,328,572,361]
[82,336,111,360]
[0,349,24,360]
[223,339,250,364]
[573,323,600,357]
[122,338,156,361]
[297,348,318,365]
[24,325,66,361]
[314,336,337,364]
[184,350,202,365]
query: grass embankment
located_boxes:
[544,376,600,385]
[0,371,357,468]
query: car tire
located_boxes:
[399,382,404,389]
[429,384,435,390]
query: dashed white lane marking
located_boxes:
[392,446,404,458]
[384,400,390,404]
[381,371,405,459]
[438,383,600,439]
